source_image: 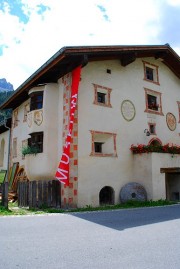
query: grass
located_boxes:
[0,199,177,216]
[0,171,6,183]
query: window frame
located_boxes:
[144,88,164,116]
[90,130,117,157]
[143,61,160,85]
[93,84,112,108]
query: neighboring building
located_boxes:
[0,45,180,207]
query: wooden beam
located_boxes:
[120,53,136,67]
[160,167,180,173]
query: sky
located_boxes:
[0,0,180,90]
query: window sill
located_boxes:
[90,152,117,157]
[143,78,160,86]
[144,108,164,116]
[93,101,112,108]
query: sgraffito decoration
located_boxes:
[121,100,136,121]
[34,110,43,126]
[166,112,176,131]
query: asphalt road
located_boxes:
[0,205,180,269]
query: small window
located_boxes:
[94,142,104,153]
[28,132,43,153]
[90,131,117,157]
[30,91,43,111]
[149,123,156,135]
[97,92,106,104]
[143,61,159,85]
[93,84,112,108]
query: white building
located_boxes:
[0,45,180,207]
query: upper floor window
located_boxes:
[30,91,43,111]
[144,88,163,116]
[93,84,112,108]
[147,94,158,111]
[143,61,160,85]
[28,132,43,153]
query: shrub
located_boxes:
[22,146,40,156]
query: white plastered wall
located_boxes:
[0,130,9,170]
[77,58,180,207]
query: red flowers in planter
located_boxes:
[130,143,180,154]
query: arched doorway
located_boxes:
[148,138,162,146]
[99,186,115,205]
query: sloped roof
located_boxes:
[0,44,179,110]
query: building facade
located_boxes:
[0,45,180,207]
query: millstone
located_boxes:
[120,182,147,203]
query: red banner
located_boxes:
[55,66,81,186]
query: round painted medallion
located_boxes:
[121,100,136,121]
[166,112,176,131]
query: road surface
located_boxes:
[0,205,180,269]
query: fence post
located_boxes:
[3,182,8,209]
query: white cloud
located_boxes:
[0,0,179,89]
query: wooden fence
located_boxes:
[0,182,8,208]
[18,180,61,209]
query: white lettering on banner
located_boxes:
[65,141,70,148]
[56,168,68,180]
[61,153,70,164]
[55,66,81,186]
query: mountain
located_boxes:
[0,78,14,92]
[0,78,14,123]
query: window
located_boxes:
[23,103,30,122]
[148,123,156,135]
[144,88,163,115]
[30,91,43,111]
[147,94,158,111]
[94,142,104,153]
[97,92,106,104]
[146,67,154,81]
[143,61,159,85]
[90,130,117,157]
[13,138,17,158]
[93,84,112,108]
[28,132,43,153]
[13,109,18,128]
